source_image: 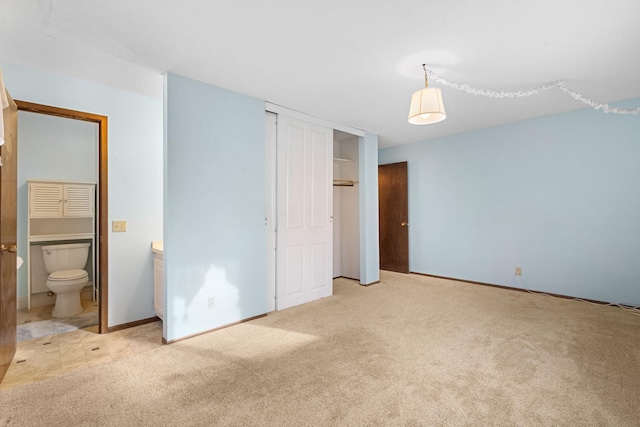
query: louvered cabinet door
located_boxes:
[63,184,94,217]
[29,183,64,218]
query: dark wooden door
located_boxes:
[378,162,409,273]
[0,91,18,382]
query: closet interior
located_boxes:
[333,130,360,281]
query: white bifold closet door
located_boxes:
[276,116,333,310]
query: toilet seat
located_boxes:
[48,269,88,281]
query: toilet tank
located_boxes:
[41,243,90,273]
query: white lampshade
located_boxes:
[408,87,446,125]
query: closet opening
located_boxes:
[332,130,361,282]
[265,108,366,313]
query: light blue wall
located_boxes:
[16,112,97,298]
[164,73,266,342]
[2,61,164,326]
[359,132,380,285]
[379,98,640,306]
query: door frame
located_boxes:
[265,112,277,312]
[15,100,109,333]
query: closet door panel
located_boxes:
[284,124,306,231]
[284,245,305,297]
[276,116,333,310]
[310,242,328,291]
[310,128,330,229]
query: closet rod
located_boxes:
[333,180,358,187]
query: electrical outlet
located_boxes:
[112,220,127,232]
[208,296,216,309]
[515,266,522,276]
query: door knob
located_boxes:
[1,244,17,253]
[400,222,408,227]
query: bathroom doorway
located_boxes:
[15,101,108,334]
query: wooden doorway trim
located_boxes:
[15,100,108,333]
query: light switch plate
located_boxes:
[112,220,127,232]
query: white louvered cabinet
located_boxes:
[63,184,94,217]
[29,182,64,217]
[27,180,97,310]
[29,181,94,218]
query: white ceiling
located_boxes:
[1,0,639,147]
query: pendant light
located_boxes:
[408,64,446,125]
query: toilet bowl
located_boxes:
[41,243,90,318]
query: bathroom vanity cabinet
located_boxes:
[152,241,163,320]
[27,180,96,310]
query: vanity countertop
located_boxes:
[151,241,163,255]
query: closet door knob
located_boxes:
[400,222,408,227]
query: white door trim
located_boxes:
[265,102,365,138]
[265,112,277,312]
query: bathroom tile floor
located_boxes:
[0,321,163,390]
[17,288,98,325]
[16,289,99,341]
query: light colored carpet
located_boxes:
[1,272,639,426]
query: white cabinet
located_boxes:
[29,182,64,217]
[152,242,164,321]
[27,180,97,310]
[29,182,94,218]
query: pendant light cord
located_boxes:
[422,64,428,88]
[425,69,640,115]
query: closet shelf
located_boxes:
[333,157,353,164]
[28,233,95,242]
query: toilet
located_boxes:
[41,243,90,318]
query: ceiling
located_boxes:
[1,0,639,147]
